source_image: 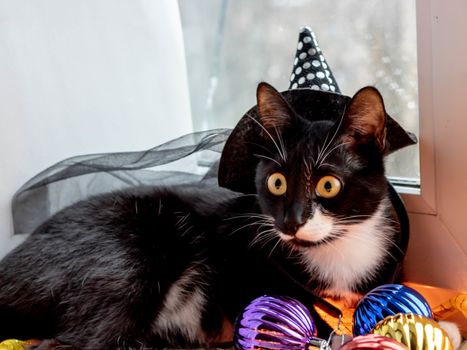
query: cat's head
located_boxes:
[253,82,389,248]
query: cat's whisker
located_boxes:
[268,235,284,258]
[382,242,404,259]
[255,221,274,232]
[343,217,399,228]
[373,242,400,263]
[274,126,287,162]
[382,217,403,225]
[337,214,373,219]
[224,213,272,221]
[284,242,297,258]
[250,227,278,244]
[316,112,345,165]
[318,162,338,170]
[179,225,194,238]
[318,141,351,168]
[249,230,278,250]
[334,221,373,227]
[226,217,274,237]
[333,214,401,227]
[316,130,331,164]
[227,221,272,237]
[245,113,286,162]
[258,235,280,251]
[246,141,277,158]
[378,229,405,256]
[175,213,190,229]
[224,213,270,219]
[253,153,282,167]
[253,229,276,244]
[316,135,332,166]
[332,217,372,225]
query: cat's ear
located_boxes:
[256,82,295,134]
[341,86,387,151]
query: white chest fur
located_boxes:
[299,200,394,300]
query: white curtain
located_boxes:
[0,0,193,257]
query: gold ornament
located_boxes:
[0,339,27,350]
[0,339,40,350]
[371,313,453,350]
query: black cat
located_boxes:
[0,83,405,349]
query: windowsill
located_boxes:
[389,177,420,196]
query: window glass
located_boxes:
[178,0,419,181]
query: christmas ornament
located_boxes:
[0,339,39,350]
[234,295,319,350]
[339,334,408,350]
[353,284,433,336]
[371,313,453,350]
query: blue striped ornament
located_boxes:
[353,284,433,336]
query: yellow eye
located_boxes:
[315,175,342,198]
[267,173,287,196]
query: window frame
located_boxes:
[399,0,436,215]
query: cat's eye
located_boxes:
[315,175,342,198]
[267,172,287,196]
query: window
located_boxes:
[178,0,420,185]
[179,0,467,291]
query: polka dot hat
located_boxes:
[289,27,341,93]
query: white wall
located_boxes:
[0,1,193,257]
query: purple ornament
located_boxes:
[234,295,317,350]
[353,284,433,336]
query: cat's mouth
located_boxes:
[280,232,341,249]
[289,237,318,248]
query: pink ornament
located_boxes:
[339,334,408,350]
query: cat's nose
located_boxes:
[281,202,306,235]
[282,215,304,236]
